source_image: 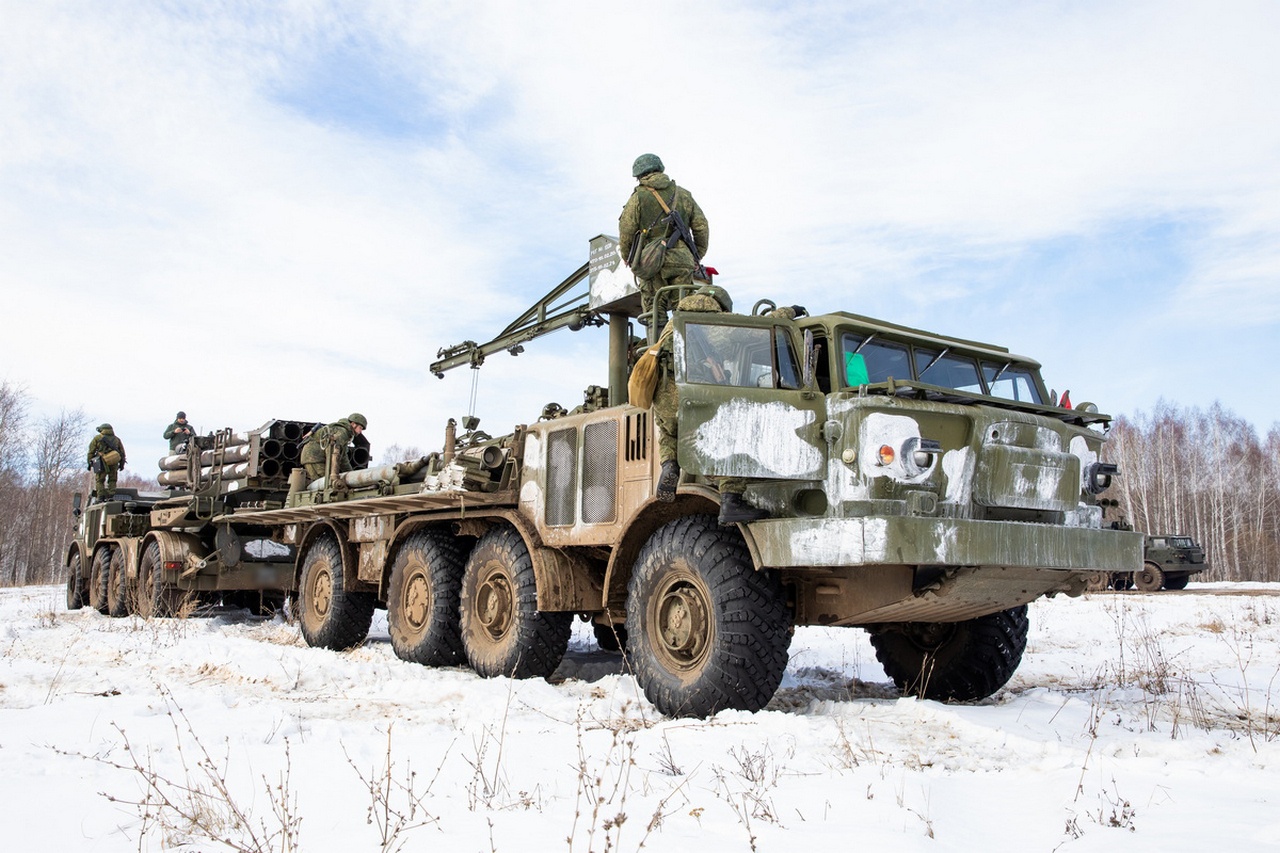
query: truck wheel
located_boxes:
[1163,573,1190,591]
[460,527,571,679]
[106,546,132,617]
[66,550,86,610]
[625,514,791,718]
[89,548,112,614]
[387,529,465,666]
[593,621,628,653]
[869,606,1029,702]
[298,534,375,650]
[1134,562,1165,592]
[137,541,188,618]
[1083,571,1110,592]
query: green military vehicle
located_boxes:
[209,236,1142,718]
[63,420,316,617]
[1134,534,1209,591]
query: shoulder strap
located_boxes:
[646,187,674,214]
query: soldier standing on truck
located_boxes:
[652,286,805,525]
[87,423,126,502]
[163,411,194,452]
[300,413,367,483]
[618,153,709,326]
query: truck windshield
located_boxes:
[683,322,801,389]
[840,332,1045,405]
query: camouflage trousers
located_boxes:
[652,373,745,496]
[639,267,698,331]
[94,465,119,499]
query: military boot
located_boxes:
[656,460,680,502]
[718,492,769,525]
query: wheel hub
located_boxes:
[404,571,430,630]
[655,581,710,668]
[476,571,514,640]
[311,568,332,618]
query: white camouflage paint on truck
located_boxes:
[690,397,823,479]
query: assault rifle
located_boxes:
[663,199,708,282]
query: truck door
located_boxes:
[674,315,826,480]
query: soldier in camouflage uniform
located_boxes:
[163,411,194,452]
[650,286,806,525]
[618,154,709,328]
[300,413,367,482]
[86,423,127,501]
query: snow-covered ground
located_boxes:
[2,583,1277,851]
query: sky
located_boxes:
[3,582,1278,850]
[2,1,1278,471]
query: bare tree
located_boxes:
[18,408,91,584]
[0,382,31,585]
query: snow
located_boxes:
[2,584,1278,851]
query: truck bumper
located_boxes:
[744,515,1144,572]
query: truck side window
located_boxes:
[684,322,802,390]
[774,327,801,389]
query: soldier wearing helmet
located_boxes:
[618,154,710,327]
[300,413,368,483]
[86,422,127,502]
[648,287,806,524]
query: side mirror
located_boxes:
[72,492,83,518]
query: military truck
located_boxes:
[204,236,1142,718]
[1134,534,1209,591]
[63,420,316,617]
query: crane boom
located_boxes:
[429,262,605,378]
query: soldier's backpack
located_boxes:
[629,189,681,279]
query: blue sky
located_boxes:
[2,0,1277,471]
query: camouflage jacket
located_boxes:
[87,429,126,465]
[300,421,354,465]
[618,173,709,272]
[163,419,194,450]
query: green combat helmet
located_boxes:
[348,413,368,429]
[98,423,112,431]
[694,284,732,312]
[632,153,664,178]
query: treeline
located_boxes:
[1103,400,1280,583]
[0,382,152,586]
[1,382,1278,586]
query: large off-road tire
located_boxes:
[66,550,85,610]
[387,529,465,666]
[459,527,571,679]
[136,541,187,618]
[1134,562,1165,592]
[1083,571,1110,592]
[869,606,1029,702]
[89,548,112,614]
[106,547,133,618]
[298,534,375,650]
[1163,572,1190,591]
[593,621,628,653]
[625,514,791,718]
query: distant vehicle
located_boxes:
[1136,534,1209,591]
[1085,533,1209,592]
